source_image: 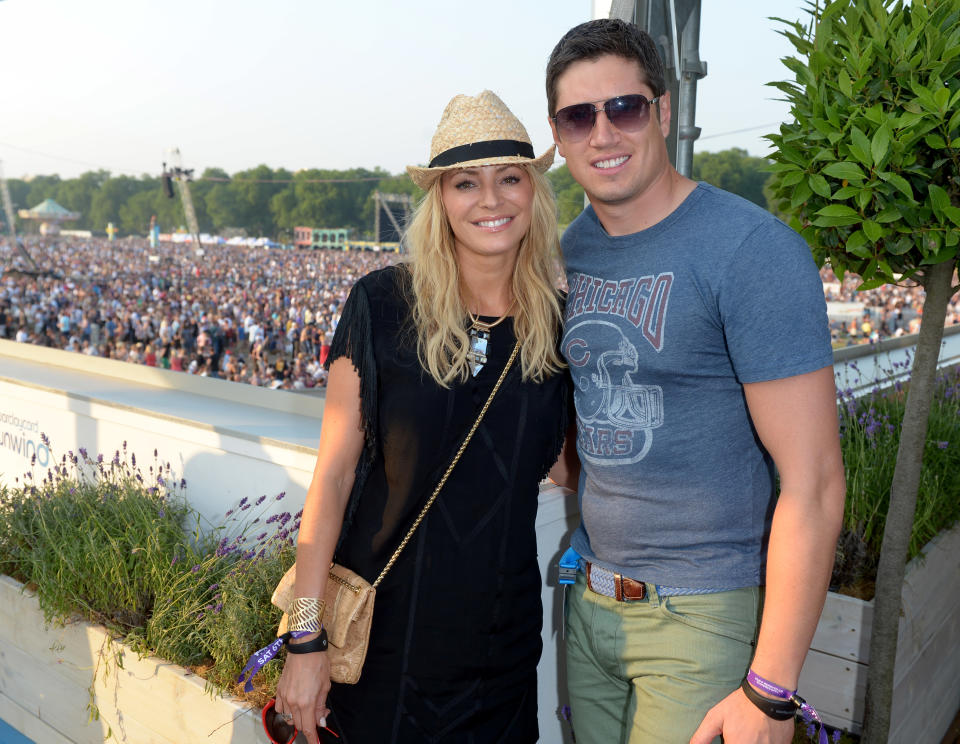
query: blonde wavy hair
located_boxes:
[403,165,564,387]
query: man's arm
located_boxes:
[691,365,845,744]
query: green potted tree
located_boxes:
[766,1,960,741]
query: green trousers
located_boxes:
[565,572,761,744]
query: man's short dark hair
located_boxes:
[546,18,666,116]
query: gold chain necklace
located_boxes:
[467,299,515,332]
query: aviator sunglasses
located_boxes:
[552,94,660,142]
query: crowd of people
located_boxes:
[2,237,958,386]
[820,265,960,345]
[0,236,397,390]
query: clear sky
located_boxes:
[0,0,812,181]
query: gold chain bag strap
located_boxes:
[272,341,520,684]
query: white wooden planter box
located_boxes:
[0,575,261,744]
[799,521,960,742]
[2,520,956,743]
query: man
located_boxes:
[547,19,845,744]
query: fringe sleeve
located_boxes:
[325,279,378,551]
[536,290,574,482]
[536,370,573,483]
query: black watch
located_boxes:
[740,679,797,721]
[285,628,328,654]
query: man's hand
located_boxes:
[689,688,794,744]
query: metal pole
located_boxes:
[675,1,706,178]
[608,0,637,21]
[609,1,705,176]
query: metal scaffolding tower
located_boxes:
[163,147,203,249]
[0,161,16,245]
[0,160,42,274]
[373,191,413,248]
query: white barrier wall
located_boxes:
[0,378,317,525]
[0,340,322,525]
[833,324,960,397]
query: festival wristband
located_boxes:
[237,630,312,692]
[745,669,827,744]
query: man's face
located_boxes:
[550,54,671,211]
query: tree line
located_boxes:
[5,166,421,241]
[3,148,774,239]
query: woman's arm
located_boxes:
[275,357,366,744]
[547,423,581,491]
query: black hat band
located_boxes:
[429,139,535,168]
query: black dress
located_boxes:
[321,266,568,744]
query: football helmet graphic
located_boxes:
[565,319,664,465]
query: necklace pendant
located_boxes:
[468,326,489,377]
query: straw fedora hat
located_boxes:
[407,90,555,189]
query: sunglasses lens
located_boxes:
[606,95,650,131]
[554,95,653,141]
[555,103,597,140]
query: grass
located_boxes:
[831,360,960,598]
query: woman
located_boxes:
[275,90,577,744]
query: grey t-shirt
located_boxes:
[561,183,833,589]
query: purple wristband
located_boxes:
[747,669,827,744]
[237,630,311,693]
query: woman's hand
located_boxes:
[275,642,332,744]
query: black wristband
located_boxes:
[285,628,328,654]
[740,679,797,720]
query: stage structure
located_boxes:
[373,191,412,248]
[604,0,706,177]
[163,147,203,249]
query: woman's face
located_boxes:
[440,164,534,263]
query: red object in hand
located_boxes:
[262,698,340,743]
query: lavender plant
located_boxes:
[792,723,849,744]
[0,442,189,630]
[0,443,300,703]
[832,361,960,597]
[144,492,299,698]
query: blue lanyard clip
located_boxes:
[558,546,580,585]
